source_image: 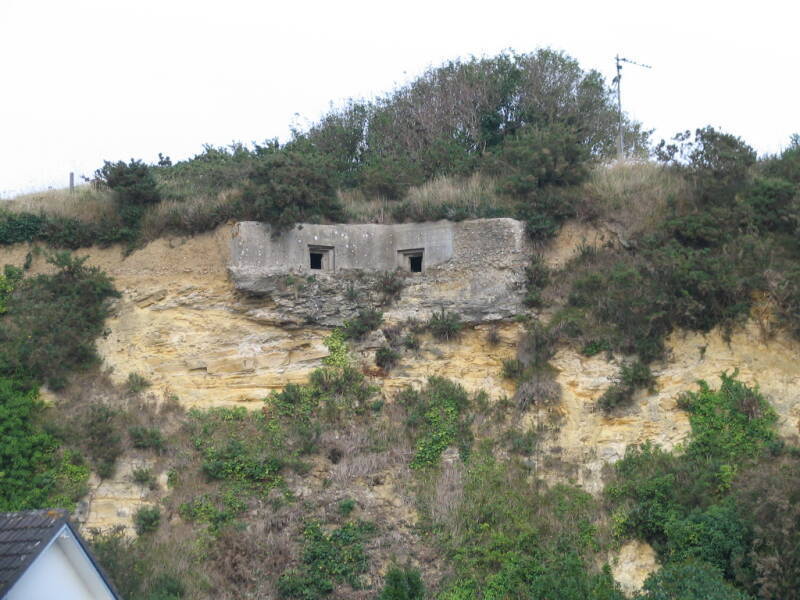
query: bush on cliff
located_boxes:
[0,252,120,388]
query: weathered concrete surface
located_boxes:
[230,218,533,325]
[231,220,456,273]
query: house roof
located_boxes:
[0,509,119,599]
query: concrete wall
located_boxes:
[231,221,455,273]
[228,218,533,325]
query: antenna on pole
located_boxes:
[613,55,651,161]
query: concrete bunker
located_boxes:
[398,248,424,272]
[308,245,334,271]
[230,221,458,274]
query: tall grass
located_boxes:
[579,161,689,237]
[1,186,116,223]
[2,162,691,243]
[339,174,510,224]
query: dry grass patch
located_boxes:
[342,173,512,223]
[2,186,116,222]
[580,161,689,237]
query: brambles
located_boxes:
[606,375,793,597]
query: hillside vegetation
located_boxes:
[1,47,800,599]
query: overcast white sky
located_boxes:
[1,0,798,197]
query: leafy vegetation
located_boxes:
[0,252,120,388]
[0,377,88,510]
[134,505,162,535]
[400,377,475,468]
[427,309,463,341]
[277,520,376,599]
[434,451,623,599]
[379,566,425,600]
[342,308,383,340]
[597,360,656,412]
[606,374,798,598]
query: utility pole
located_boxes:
[613,55,651,161]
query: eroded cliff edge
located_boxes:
[2,219,798,593]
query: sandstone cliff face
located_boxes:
[2,219,799,592]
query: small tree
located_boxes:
[95,159,161,206]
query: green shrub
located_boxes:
[598,361,655,412]
[0,252,120,388]
[744,176,797,233]
[85,404,122,479]
[402,334,420,350]
[503,427,538,456]
[0,377,60,510]
[126,372,151,394]
[241,150,344,232]
[178,491,246,530]
[0,265,22,314]
[377,270,405,303]
[501,359,525,381]
[0,210,128,249]
[762,133,800,184]
[488,123,591,197]
[134,505,161,535]
[636,562,751,600]
[656,126,756,205]
[147,573,186,600]
[582,339,610,357]
[95,159,161,206]
[129,426,166,452]
[427,309,463,341]
[523,254,550,307]
[278,520,376,598]
[379,566,425,600]
[376,345,400,370]
[338,498,356,516]
[662,502,750,578]
[401,377,474,468]
[132,467,157,490]
[342,308,383,340]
